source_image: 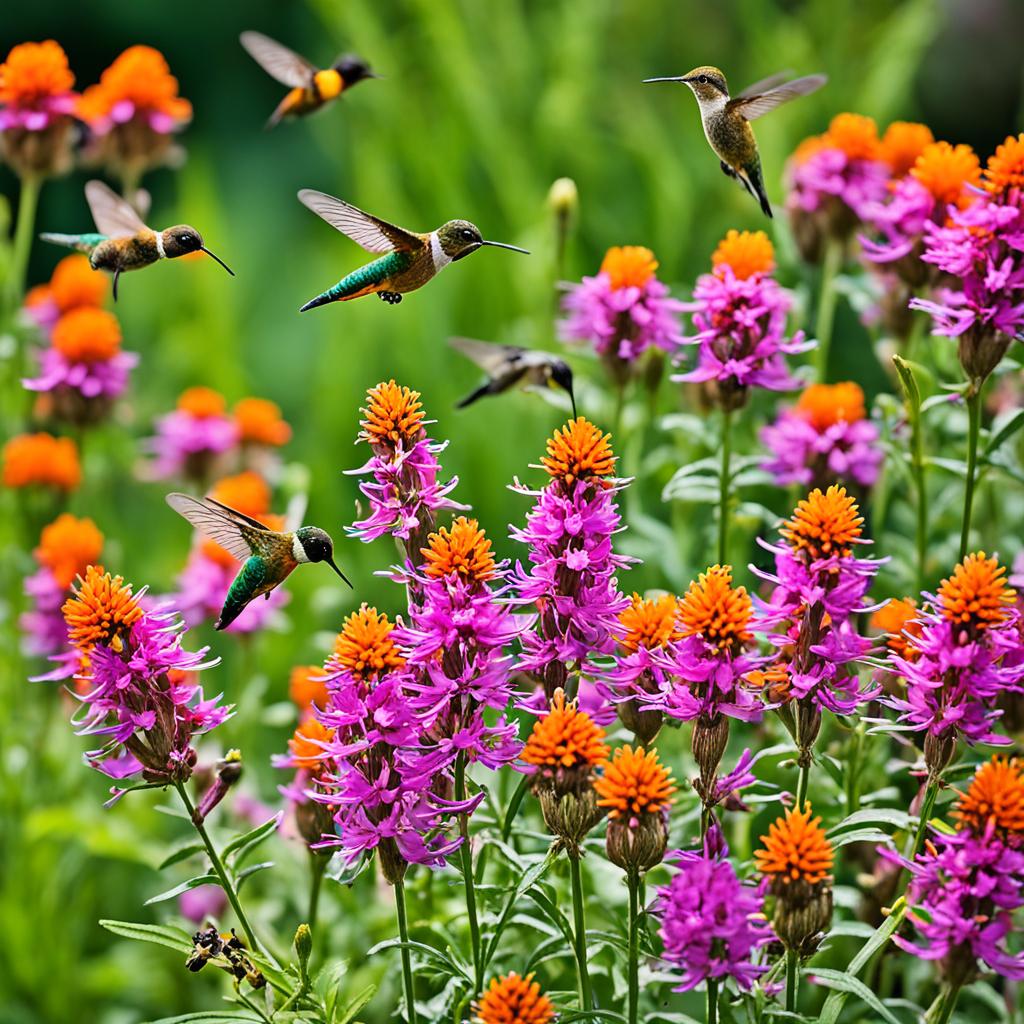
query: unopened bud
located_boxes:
[605,808,669,873]
[548,177,578,221]
[619,698,662,747]
[692,715,729,790]
[293,923,313,970]
[538,785,604,858]
[924,730,958,779]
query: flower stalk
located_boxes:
[394,877,419,1024]
[959,385,983,560]
[718,407,733,566]
[627,867,641,1024]
[568,853,593,1012]
[7,173,40,313]
[454,753,482,991]
[814,236,844,381]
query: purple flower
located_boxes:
[658,825,773,992]
[144,389,238,482]
[20,567,70,657]
[24,345,137,400]
[179,885,228,924]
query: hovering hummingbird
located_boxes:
[40,180,234,300]
[166,493,351,630]
[449,337,577,416]
[296,190,529,311]
[643,67,826,218]
[239,30,378,128]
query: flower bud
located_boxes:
[605,807,669,873]
[548,177,578,221]
[924,729,958,779]
[692,714,729,795]
[537,785,604,858]
[293,923,313,972]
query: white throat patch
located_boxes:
[430,231,451,271]
[292,535,309,563]
[154,231,166,259]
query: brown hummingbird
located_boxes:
[643,67,826,218]
[39,180,234,300]
[296,190,529,311]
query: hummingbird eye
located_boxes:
[698,74,708,84]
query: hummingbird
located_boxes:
[449,337,577,416]
[166,492,351,630]
[40,180,234,300]
[643,67,826,218]
[239,30,378,128]
[296,190,529,311]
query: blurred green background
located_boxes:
[2,0,1024,1021]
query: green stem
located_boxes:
[795,754,810,811]
[6,174,41,313]
[307,852,328,935]
[911,401,929,593]
[500,772,530,844]
[568,853,593,1012]
[394,877,419,1024]
[911,777,940,861]
[813,237,844,382]
[959,384,984,560]
[785,947,799,1013]
[928,982,963,1024]
[706,978,719,1024]
[627,869,640,1024]
[175,782,260,955]
[845,721,864,814]
[454,754,482,991]
[717,407,733,567]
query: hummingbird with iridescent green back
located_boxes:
[40,180,234,300]
[642,67,827,218]
[166,493,351,630]
[296,190,529,311]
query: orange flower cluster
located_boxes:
[473,972,555,1024]
[600,245,658,290]
[25,254,107,316]
[234,397,291,447]
[984,132,1024,198]
[822,112,881,162]
[880,121,934,177]
[208,471,271,519]
[287,719,335,772]
[2,432,80,491]
[62,565,143,652]
[520,689,609,769]
[594,745,675,819]
[678,564,752,651]
[421,516,496,583]
[954,756,1024,838]
[360,379,425,449]
[541,417,615,486]
[35,514,104,589]
[78,45,192,126]
[712,229,775,280]
[289,665,330,716]
[332,605,405,682]
[755,804,834,885]
[870,597,922,661]
[0,40,74,106]
[911,141,981,208]
[794,381,866,431]
[937,552,1014,632]
[52,307,122,363]
[618,592,680,652]
[177,386,228,419]
[781,485,863,562]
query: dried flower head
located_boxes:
[781,485,863,562]
[332,604,405,682]
[678,565,752,653]
[540,417,615,485]
[359,379,425,449]
[472,972,555,1024]
[62,565,144,652]
[34,514,104,590]
[421,516,496,583]
[937,552,1014,632]
[711,229,775,280]
[953,757,1024,840]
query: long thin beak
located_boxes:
[643,76,688,83]
[326,557,353,588]
[481,240,530,254]
[201,246,235,276]
[568,386,578,419]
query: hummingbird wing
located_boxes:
[297,190,421,253]
[728,74,827,121]
[240,31,316,88]
[85,180,149,238]
[736,70,795,99]
[165,493,271,562]
[449,337,527,377]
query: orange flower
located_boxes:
[794,381,866,432]
[35,513,104,589]
[712,229,775,280]
[746,662,791,703]
[600,246,658,290]
[678,564,752,651]
[234,397,291,447]
[78,45,191,125]
[49,254,107,311]
[541,417,615,485]
[791,134,831,166]
[953,756,1024,837]
[332,605,405,682]
[62,565,143,652]
[52,307,122,363]
[2,432,80,491]
[288,719,335,771]
[984,133,1024,198]
[870,597,922,661]
[473,972,555,1024]
[0,41,75,106]
[755,804,834,885]
[289,665,330,715]
[421,516,496,583]
[208,471,271,518]
[594,745,675,819]
[359,380,425,449]
[911,141,981,208]
[823,112,880,162]
[521,689,609,769]
[618,593,680,652]
[880,121,934,177]
[781,486,863,562]
[937,552,1014,631]
[177,386,227,419]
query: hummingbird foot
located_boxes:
[379,290,403,305]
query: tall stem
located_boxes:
[307,852,328,935]
[175,782,260,954]
[6,174,41,313]
[454,754,482,990]
[627,869,640,1024]
[795,757,810,812]
[959,385,984,560]
[785,947,800,1013]
[910,776,939,861]
[911,410,929,593]
[928,982,963,1024]
[394,877,419,1024]
[568,853,593,1012]
[717,407,733,567]
[813,237,844,382]
[706,978,719,1024]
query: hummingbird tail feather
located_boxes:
[744,159,773,219]
[299,290,337,313]
[456,381,495,408]
[39,232,93,253]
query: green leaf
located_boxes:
[892,354,920,415]
[366,938,471,983]
[525,887,578,954]
[983,408,1024,457]
[99,919,194,955]
[158,841,206,870]
[827,808,909,837]
[235,861,274,889]
[336,982,377,1024]
[143,873,220,905]
[143,1014,263,1024]
[828,827,892,849]
[807,967,901,1024]
[481,850,554,969]
[222,812,282,866]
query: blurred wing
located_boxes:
[297,190,420,252]
[449,337,525,376]
[283,492,308,533]
[85,180,148,237]
[165,493,265,562]
[729,74,827,121]
[240,31,316,88]
[736,70,794,99]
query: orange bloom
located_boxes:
[618,593,680,652]
[78,45,191,125]
[953,756,1024,837]
[791,134,831,166]
[755,804,834,885]
[678,564,752,651]
[823,112,880,162]
[746,662,791,703]
[208,471,271,518]
[421,516,496,583]
[333,605,405,682]
[473,972,555,1024]
[880,121,934,177]
[49,254,107,311]
[234,397,291,447]
[177,386,228,419]
[2,432,80,491]
[794,381,866,431]
[289,665,330,715]
[712,229,775,280]
[911,141,981,208]
[288,719,335,771]
[521,689,609,769]
[781,486,863,561]
[359,380,425,449]
[600,246,658,290]
[52,307,122,363]
[62,565,143,652]
[0,40,75,105]
[541,417,615,485]
[594,745,675,818]
[35,513,104,589]
[870,597,922,661]
[937,552,1014,631]
[984,133,1024,198]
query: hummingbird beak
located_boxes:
[642,76,688,83]
[201,246,235,276]
[567,384,578,419]
[481,240,530,254]
[326,557,353,589]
